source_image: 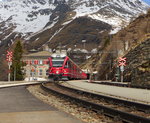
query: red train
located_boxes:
[48,53,87,81]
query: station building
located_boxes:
[22,50,52,81]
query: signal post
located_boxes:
[6,51,13,81]
[118,57,126,82]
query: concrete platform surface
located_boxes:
[66,80,150,104]
[0,86,83,123]
[0,81,42,88]
[0,111,83,123]
[0,86,53,113]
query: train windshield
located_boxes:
[52,60,64,67]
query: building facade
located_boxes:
[22,51,52,81]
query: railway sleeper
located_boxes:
[41,83,150,123]
[56,82,150,113]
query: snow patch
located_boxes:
[0,0,149,35]
[74,3,99,17]
[109,27,122,34]
[88,14,123,27]
[62,20,73,26]
[0,0,55,33]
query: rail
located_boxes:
[41,82,150,123]
[56,82,150,112]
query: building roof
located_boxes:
[23,51,52,57]
[22,51,52,59]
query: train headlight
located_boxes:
[56,71,59,74]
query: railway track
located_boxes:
[57,82,150,112]
[41,82,150,123]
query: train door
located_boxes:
[68,61,72,79]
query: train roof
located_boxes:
[51,53,67,58]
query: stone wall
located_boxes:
[124,38,150,86]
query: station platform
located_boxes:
[0,85,83,123]
[0,81,42,88]
[65,80,150,104]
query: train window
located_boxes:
[65,61,69,68]
[52,60,64,67]
[68,61,71,68]
[52,57,66,60]
[56,55,61,58]
[47,61,50,64]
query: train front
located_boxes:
[48,53,66,81]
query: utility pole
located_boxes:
[89,67,93,82]
[8,62,11,81]
[29,60,31,81]
[14,65,16,81]
[120,66,124,82]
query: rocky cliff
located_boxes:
[82,10,150,86]
[124,38,150,86]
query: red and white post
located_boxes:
[118,57,127,82]
[6,51,13,81]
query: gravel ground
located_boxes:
[27,85,117,123]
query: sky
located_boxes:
[143,0,150,5]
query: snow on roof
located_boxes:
[51,53,66,58]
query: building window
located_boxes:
[39,60,43,65]
[34,60,38,65]
[46,69,49,76]
[32,60,34,65]
[30,69,35,76]
[39,69,43,76]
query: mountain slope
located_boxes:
[22,0,149,51]
[0,0,149,34]
[82,10,150,85]
[0,0,149,49]
[0,0,149,80]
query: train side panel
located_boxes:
[48,55,87,80]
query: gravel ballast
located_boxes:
[27,85,115,123]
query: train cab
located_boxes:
[48,53,87,81]
[48,53,66,80]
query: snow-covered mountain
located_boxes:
[0,0,149,34]
[0,0,149,81]
[0,0,55,33]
